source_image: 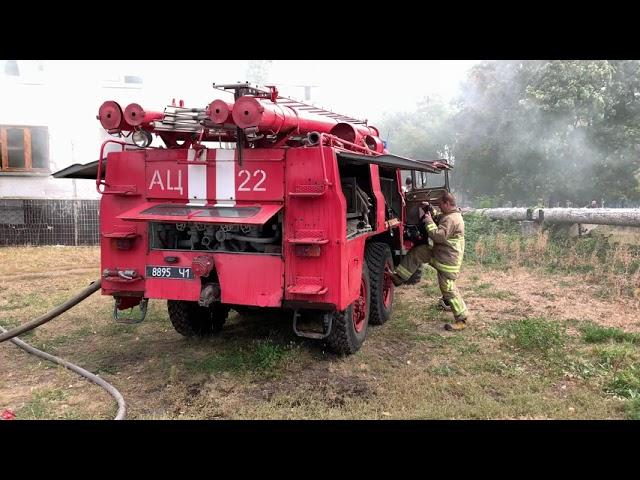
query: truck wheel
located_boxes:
[326,262,370,355]
[406,266,423,285]
[167,300,229,337]
[366,242,395,325]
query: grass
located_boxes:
[490,317,566,354]
[0,317,36,340]
[421,270,442,297]
[464,214,640,303]
[469,281,515,300]
[592,344,635,371]
[626,398,640,420]
[579,323,640,344]
[473,358,523,378]
[606,365,640,400]
[18,388,68,419]
[2,245,639,419]
[431,364,459,376]
[185,338,294,376]
[385,296,440,342]
[33,326,95,351]
[0,246,99,275]
[457,342,481,354]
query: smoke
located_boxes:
[377,60,640,207]
[448,60,640,207]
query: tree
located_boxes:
[378,61,640,207]
[452,61,640,206]
[378,97,456,162]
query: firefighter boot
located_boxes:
[386,265,405,287]
[444,318,467,331]
[437,297,452,311]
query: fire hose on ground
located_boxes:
[0,279,126,420]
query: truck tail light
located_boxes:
[295,245,321,257]
[192,255,214,277]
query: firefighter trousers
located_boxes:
[395,244,468,321]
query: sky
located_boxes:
[266,60,480,123]
[66,60,480,125]
[4,59,480,129]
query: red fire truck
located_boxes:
[56,83,451,354]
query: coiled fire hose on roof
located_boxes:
[0,279,127,420]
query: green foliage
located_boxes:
[186,339,293,376]
[492,318,566,354]
[476,195,503,208]
[380,60,640,207]
[626,397,640,420]
[464,214,519,244]
[580,323,640,344]
[431,364,459,376]
[18,389,68,419]
[379,96,455,163]
[462,215,640,303]
[463,214,521,265]
[606,365,640,399]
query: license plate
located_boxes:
[146,266,194,280]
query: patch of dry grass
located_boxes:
[466,215,640,308]
[1,246,639,419]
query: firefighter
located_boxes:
[391,192,468,331]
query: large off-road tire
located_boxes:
[326,262,370,355]
[406,265,423,285]
[167,300,229,337]
[365,242,395,325]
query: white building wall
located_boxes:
[0,60,247,200]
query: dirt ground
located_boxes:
[1,246,639,419]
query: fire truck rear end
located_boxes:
[91,83,451,354]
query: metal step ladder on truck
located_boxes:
[56,82,452,354]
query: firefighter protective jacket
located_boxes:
[425,208,465,278]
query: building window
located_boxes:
[0,60,45,84]
[123,75,142,85]
[0,126,49,173]
[102,73,144,89]
[2,60,19,76]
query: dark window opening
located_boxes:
[379,167,402,221]
[337,159,376,238]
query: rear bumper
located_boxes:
[103,252,284,307]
